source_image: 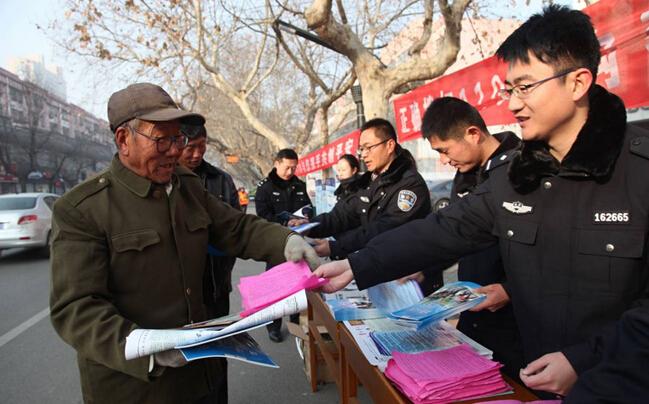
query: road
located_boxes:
[0,246,350,403]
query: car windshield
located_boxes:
[0,197,37,210]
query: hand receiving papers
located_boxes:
[238,260,327,317]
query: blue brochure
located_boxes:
[389,281,486,330]
[180,332,278,368]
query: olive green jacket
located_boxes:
[50,156,292,403]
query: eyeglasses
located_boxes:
[498,68,578,101]
[128,124,189,153]
[357,139,390,156]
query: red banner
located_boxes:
[295,130,360,176]
[393,0,649,143]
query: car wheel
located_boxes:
[433,198,450,212]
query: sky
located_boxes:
[0,0,577,120]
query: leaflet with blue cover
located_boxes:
[180,332,278,368]
[389,281,485,330]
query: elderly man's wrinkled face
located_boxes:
[178,136,207,171]
[118,120,184,184]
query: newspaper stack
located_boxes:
[389,281,486,330]
[384,344,509,404]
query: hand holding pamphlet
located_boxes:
[389,281,486,330]
[238,260,327,317]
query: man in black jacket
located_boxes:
[315,5,649,399]
[415,97,523,379]
[255,148,313,342]
[178,125,240,319]
[305,118,432,262]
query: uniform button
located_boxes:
[186,288,192,295]
[381,192,385,196]
[500,154,507,161]
[632,138,642,146]
[506,230,514,238]
[605,244,615,253]
[362,209,367,213]
[98,177,106,184]
[377,206,381,210]
[473,323,478,328]
[543,181,552,189]
[152,190,163,199]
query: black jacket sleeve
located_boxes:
[348,180,498,290]
[330,174,431,259]
[254,183,278,223]
[564,303,649,403]
[225,175,240,210]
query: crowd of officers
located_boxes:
[47,4,647,404]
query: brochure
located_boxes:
[389,281,485,330]
[288,222,320,234]
[124,290,307,360]
[370,320,493,358]
[180,332,278,368]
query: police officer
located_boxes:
[177,124,239,319]
[414,97,523,379]
[255,148,313,226]
[333,154,362,203]
[305,118,432,262]
[255,148,313,342]
[315,6,649,399]
[49,83,319,404]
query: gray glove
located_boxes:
[154,349,187,368]
[284,234,320,270]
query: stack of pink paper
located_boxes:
[238,260,327,317]
[385,344,510,404]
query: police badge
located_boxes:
[397,190,417,212]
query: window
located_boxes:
[9,87,23,104]
[0,197,37,210]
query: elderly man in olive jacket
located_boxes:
[49,83,318,404]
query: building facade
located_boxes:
[0,67,113,194]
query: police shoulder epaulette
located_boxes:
[484,152,514,172]
[65,174,111,207]
[257,178,267,187]
[630,136,649,160]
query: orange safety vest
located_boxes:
[238,190,249,205]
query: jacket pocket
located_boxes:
[185,214,211,232]
[111,229,160,252]
[497,218,538,245]
[576,229,645,293]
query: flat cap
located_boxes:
[107,83,205,132]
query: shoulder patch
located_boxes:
[65,175,111,207]
[630,136,649,160]
[484,151,514,172]
[397,190,417,212]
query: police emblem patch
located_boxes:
[502,201,533,214]
[397,190,417,212]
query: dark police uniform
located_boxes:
[333,174,363,203]
[449,131,524,378]
[564,304,649,403]
[309,151,431,260]
[347,86,649,383]
[255,168,313,225]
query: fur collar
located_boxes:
[357,149,414,188]
[508,85,627,194]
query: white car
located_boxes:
[0,192,60,255]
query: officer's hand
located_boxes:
[284,234,320,270]
[313,239,331,257]
[398,271,425,284]
[288,218,309,227]
[520,351,577,396]
[154,349,188,368]
[470,283,510,312]
[313,259,354,293]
